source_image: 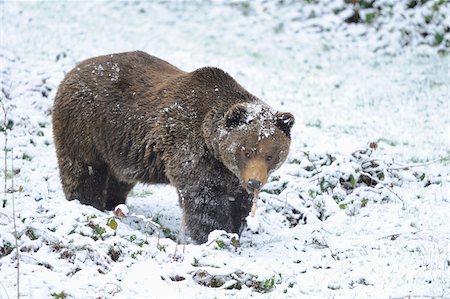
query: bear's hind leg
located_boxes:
[105,174,135,210]
[60,161,108,210]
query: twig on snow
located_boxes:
[0,279,10,299]
[360,171,403,203]
[390,158,446,170]
[0,212,11,222]
[265,189,301,213]
[131,213,161,247]
[11,150,20,299]
[301,150,321,187]
[306,230,338,261]
[174,190,187,259]
[376,230,418,241]
[1,100,19,298]
[181,194,186,254]
[105,282,122,296]
[174,220,182,258]
[283,190,303,211]
[1,101,7,207]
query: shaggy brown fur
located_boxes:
[53,51,294,243]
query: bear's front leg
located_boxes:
[179,180,233,244]
[230,184,252,234]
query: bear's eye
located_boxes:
[266,155,273,162]
[245,152,251,159]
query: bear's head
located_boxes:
[216,102,294,194]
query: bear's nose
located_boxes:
[247,179,262,191]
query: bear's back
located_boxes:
[53,51,187,133]
[69,51,184,98]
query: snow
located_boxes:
[1,1,449,298]
[245,215,260,232]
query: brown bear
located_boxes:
[52,51,294,243]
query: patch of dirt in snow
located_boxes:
[1,1,449,298]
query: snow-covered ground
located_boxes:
[1,1,449,298]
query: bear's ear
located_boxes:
[275,112,295,137]
[224,104,248,128]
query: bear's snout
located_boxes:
[241,159,268,193]
[247,179,262,191]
